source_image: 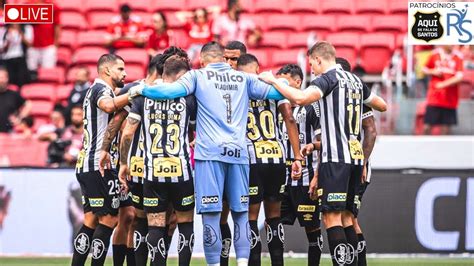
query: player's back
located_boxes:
[177,62,271,164]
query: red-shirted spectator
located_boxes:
[26,0,60,71]
[106,4,146,52]
[212,0,262,47]
[423,46,464,135]
[146,12,174,57]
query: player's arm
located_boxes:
[364,93,387,112]
[362,115,377,164]
[279,102,303,179]
[98,93,131,114]
[98,109,128,176]
[119,117,140,166]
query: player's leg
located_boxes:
[143,179,170,266]
[113,205,135,266]
[195,160,225,265]
[248,164,263,266]
[129,181,147,266]
[165,207,177,257]
[320,162,351,266]
[220,203,232,266]
[262,164,286,266]
[353,179,369,266]
[172,178,196,266]
[226,163,251,266]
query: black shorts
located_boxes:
[249,164,286,204]
[318,162,362,215]
[424,105,457,125]
[129,181,144,210]
[76,170,121,216]
[281,186,321,228]
[353,181,370,218]
[143,178,195,213]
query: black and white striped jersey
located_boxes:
[362,104,374,182]
[308,64,373,166]
[128,95,196,183]
[281,103,321,187]
[76,79,119,174]
[246,99,287,164]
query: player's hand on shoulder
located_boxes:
[128,84,145,98]
[258,71,277,84]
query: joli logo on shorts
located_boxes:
[327,193,347,202]
[4,4,54,24]
[201,196,219,204]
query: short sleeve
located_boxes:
[362,82,373,103]
[93,86,113,107]
[308,75,331,98]
[425,53,436,69]
[308,104,320,131]
[362,105,374,120]
[129,96,144,121]
[246,73,273,100]
[176,70,197,95]
[185,95,197,124]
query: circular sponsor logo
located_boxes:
[317,234,324,251]
[357,240,366,253]
[265,223,273,244]
[221,238,232,258]
[333,243,346,265]
[133,231,142,251]
[250,229,260,249]
[189,233,195,253]
[278,223,285,242]
[203,224,218,247]
[91,239,105,260]
[157,238,167,258]
[346,243,355,264]
[74,233,90,255]
[178,233,185,253]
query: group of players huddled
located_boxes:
[71,39,387,266]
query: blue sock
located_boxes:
[231,211,250,261]
[202,212,222,265]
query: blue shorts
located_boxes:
[195,160,249,214]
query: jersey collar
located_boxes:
[93,78,113,90]
[206,62,232,71]
[324,63,342,74]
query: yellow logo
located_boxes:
[349,139,364,160]
[327,193,347,202]
[182,195,195,206]
[249,186,259,196]
[89,198,104,207]
[132,194,140,204]
[153,157,182,177]
[130,156,144,177]
[317,189,323,197]
[143,197,159,207]
[76,150,85,169]
[297,205,316,212]
[303,214,313,221]
[255,141,282,159]
[279,185,285,194]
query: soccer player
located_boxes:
[276,64,323,266]
[258,41,387,266]
[72,54,132,266]
[130,42,301,266]
[237,56,303,266]
[119,58,195,266]
[220,39,247,266]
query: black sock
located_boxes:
[306,229,322,266]
[357,233,367,266]
[71,224,95,266]
[126,248,136,266]
[91,224,114,266]
[326,226,348,266]
[134,218,148,266]
[146,226,168,266]
[249,220,261,266]
[177,222,194,266]
[113,244,127,266]
[344,226,358,266]
[220,223,232,266]
[266,217,284,266]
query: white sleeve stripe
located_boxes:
[362,111,374,120]
[363,92,375,104]
[277,99,290,106]
[97,96,112,106]
[124,105,131,112]
[307,85,324,99]
[128,112,141,121]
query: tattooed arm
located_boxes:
[118,117,140,190]
[98,109,128,176]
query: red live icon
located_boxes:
[4,4,53,24]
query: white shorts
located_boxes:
[27,45,57,70]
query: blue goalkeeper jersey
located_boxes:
[142,62,278,164]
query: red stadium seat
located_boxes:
[265,14,300,31]
[77,31,108,47]
[124,65,146,83]
[241,14,267,31]
[260,31,287,49]
[88,11,115,30]
[249,49,270,69]
[238,0,255,13]
[271,49,301,67]
[30,100,55,118]
[288,0,319,14]
[336,15,372,33]
[84,0,118,13]
[55,84,74,105]
[7,84,19,92]
[119,0,151,12]
[287,32,310,49]
[320,0,354,15]
[57,0,83,13]
[171,29,190,49]
[355,0,387,15]
[73,47,109,65]
[21,84,56,101]
[57,48,72,68]
[372,15,408,33]
[60,12,87,31]
[188,0,221,10]
[301,15,336,37]
[59,30,77,50]
[388,0,408,14]
[359,33,395,73]
[254,0,287,13]
[326,32,360,66]
[150,0,186,12]
[138,13,153,28]
[37,67,66,84]
[166,12,186,29]
[396,33,406,49]
[116,48,149,68]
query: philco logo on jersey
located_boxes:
[297,205,316,212]
[182,195,195,206]
[143,197,159,207]
[255,141,282,159]
[340,78,362,91]
[249,186,258,196]
[201,196,219,204]
[327,193,347,202]
[206,71,244,83]
[153,157,182,177]
[145,98,185,112]
[89,198,104,207]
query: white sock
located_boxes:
[237,258,249,266]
